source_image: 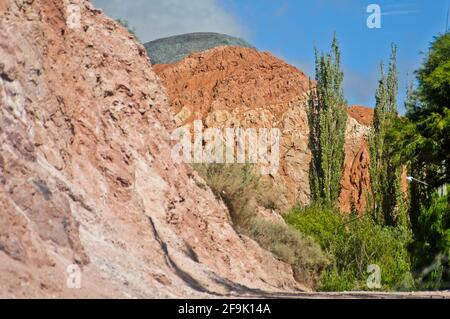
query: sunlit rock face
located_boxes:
[154,46,374,212]
[0,0,304,298]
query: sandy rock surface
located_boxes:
[0,0,305,298]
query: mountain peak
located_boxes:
[144,32,254,65]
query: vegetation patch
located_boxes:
[285,204,414,291]
[193,164,328,288]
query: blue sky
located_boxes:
[219,0,450,112]
[94,0,449,112]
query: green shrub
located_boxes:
[285,204,414,291]
[413,193,450,290]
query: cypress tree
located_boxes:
[369,44,408,226]
[369,62,388,224]
[308,34,348,207]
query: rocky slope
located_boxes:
[154,47,374,212]
[0,0,306,298]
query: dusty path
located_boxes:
[220,291,450,299]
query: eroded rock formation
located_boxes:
[339,106,374,213]
[0,0,304,298]
[155,47,374,212]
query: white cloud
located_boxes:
[382,10,418,16]
[382,2,418,16]
[91,0,247,43]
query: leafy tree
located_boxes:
[385,33,450,288]
[308,34,348,208]
[413,194,450,289]
[369,45,409,227]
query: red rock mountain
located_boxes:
[0,0,308,297]
[154,47,374,212]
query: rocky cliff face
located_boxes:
[155,46,312,208]
[0,0,304,298]
[339,106,373,213]
[154,47,374,212]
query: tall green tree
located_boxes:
[369,62,389,224]
[369,45,409,227]
[385,33,450,288]
[308,34,348,207]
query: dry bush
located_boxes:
[192,164,277,227]
[193,163,328,287]
[245,218,329,288]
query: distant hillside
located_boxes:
[144,32,255,65]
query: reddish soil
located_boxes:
[348,105,374,126]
